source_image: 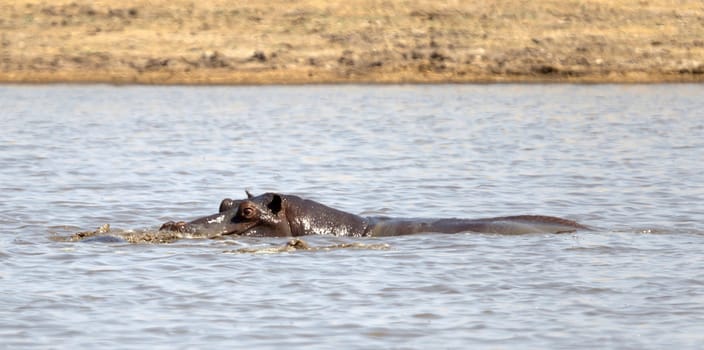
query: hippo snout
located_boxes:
[160,221,190,232]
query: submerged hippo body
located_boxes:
[160,192,589,237]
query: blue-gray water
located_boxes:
[1,84,703,349]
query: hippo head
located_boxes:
[160,192,292,237]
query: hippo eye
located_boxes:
[241,207,255,218]
[219,198,235,213]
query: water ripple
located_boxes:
[1,85,704,349]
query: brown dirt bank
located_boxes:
[2,0,703,84]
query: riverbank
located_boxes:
[2,0,703,84]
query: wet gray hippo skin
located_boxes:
[159,192,589,237]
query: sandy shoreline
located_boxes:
[2,0,703,84]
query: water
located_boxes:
[1,84,703,349]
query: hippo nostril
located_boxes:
[160,221,188,232]
[159,221,174,231]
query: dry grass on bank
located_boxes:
[1,0,703,84]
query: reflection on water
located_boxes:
[1,84,703,349]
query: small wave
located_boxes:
[223,238,390,254]
[54,225,391,253]
[52,224,213,244]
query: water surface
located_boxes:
[1,84,703,349]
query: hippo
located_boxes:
[159,191,589,237]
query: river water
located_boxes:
[1,84,703,349]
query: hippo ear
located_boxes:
[267,194,283,215]
[245,190,254,199]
